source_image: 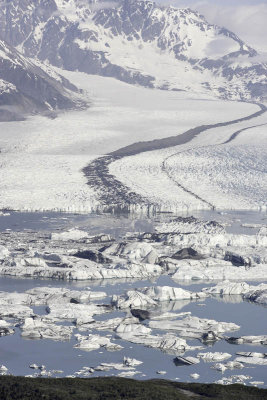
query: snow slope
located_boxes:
[0,71,260,212]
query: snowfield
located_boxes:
[0,70,264,212]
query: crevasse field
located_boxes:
[0,70,266,213]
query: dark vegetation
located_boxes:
[0,376,266,400]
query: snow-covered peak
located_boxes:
[0,0,265,101]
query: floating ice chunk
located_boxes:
[162,257,230,273]
[80,317,124,331]
[74,334,123,352]
[226,335,267,345]
[123,356,143,367]
[112,286,207,309]
[168,232,267,250]
[158,335,191,353]
[117,370,141,377]
[157,370,167,375]
[202,281,251,295]
[112,290,157,309]
[235,352,267,365]
[197,352,232,362]
[258,227,267,236]
[190,373,200,379]
[51,229,89,241]
[215,375,251,385]
[149,312,191,321]
[116,327,196,355]
[20,317,73,341]
[155,217,225,235]
[249,381,264,386]
[243,284,267,306]
[174,356,200,366]
[172,262,267,281]
[149,315,239,339]
[46,303,110,324]
[0,319,15,336]
[0,246,9,260]
[115,317,151,335]
[142,286,208,302]
[94,363,131,372]
[29,364,39,369]
[203,282,267,305]
[0,257,162,281]
[25,286,106,305]
[211,361,244,372]
[0,304,34,320]
[102,242,158,264]
[0,292,31,306]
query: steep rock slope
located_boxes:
[0,0,266,100]
[0,39,83,121]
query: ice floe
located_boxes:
[173,356,200,366]
[74,334,123,352]
[20,317,73,341]
[51,229,89,241]
[45,303,110,324]
[25,286,107,304]
[235,352,267,366]
[111,286,207,309]
[190,373,200,379]
[215,375,252,385]
[102,241,159,264]
[197,352,232,362]
[149,314,239,340]
[243,284,267,306]
[0,304,34,320]
[226,335,267,345]
[172,262,267,281]
[0,319,15,336]
[211,361,244,372]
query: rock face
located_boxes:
[0,0,266,101]
[0,40,83,121]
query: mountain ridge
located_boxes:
[0,38,85,121]
[0,0,266,105]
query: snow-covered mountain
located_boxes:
[0,0,266,101]
[0,39,84,121]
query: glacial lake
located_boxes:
[0,208,266,236]
[0,275,266,385]
[0,210,266,386]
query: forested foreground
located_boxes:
[0,376,266,400]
